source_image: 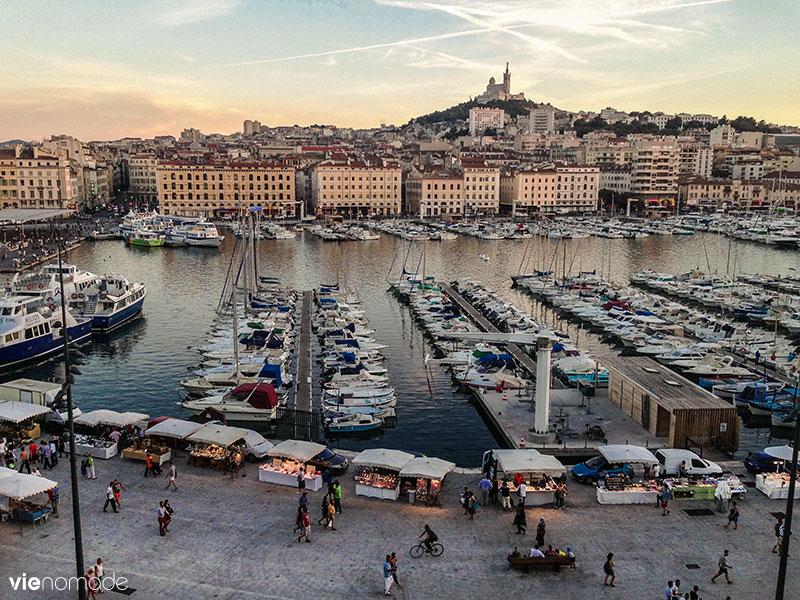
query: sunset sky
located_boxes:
[1,0,798,141]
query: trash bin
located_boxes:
[409,490,415,505]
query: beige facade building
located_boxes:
[311,160,401,217]
[586,145,635,168]
[462,160,500,217]
[405,169,463,219]
[128,155,159,205]
[630,139,680,198]
[599,166,631,194]
[0,149,18,207]
[468,107,505,137]
[157,161,296,218]
[500,164,599,215]
[530,105,555,135]
[15,146,75,209]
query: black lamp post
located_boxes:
[775,380,800,600]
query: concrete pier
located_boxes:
[294,290,313,413]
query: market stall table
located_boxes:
[597,485,658,505]
[74,434,118,459]
[352,448,414,501]
[260,440,325,491]
[668,476,746,500]
[122,446,172,465]
[400,457,455,506]
[756,473,800,500]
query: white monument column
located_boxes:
[534,337,552,435]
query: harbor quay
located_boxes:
[0,449,796,599]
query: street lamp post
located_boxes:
[56,223,87,600]
[775,382,800,600]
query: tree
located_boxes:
[482,127,498,137]
[665,116,683,131]
[683,120,703,130]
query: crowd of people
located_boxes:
[293,471,343,544]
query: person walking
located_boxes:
[298,508,311,543]
[536,517,546,548]
[478,475,493,506]
[661,481,671,516]
[86,567,99,600]
[517,480,527,508]
[49,438,58,467]
[724,502,739,530]
[389,552,402,588]
[41,440,52,470]
[333,480,343,513]
[603,552,616,587]
[157,501,167,536]
[383,554,393,596]
[772,517,784,553]
[94,558,105,595]
[554,480,568,509]
[47,485,59,518]
[87,452,96,480]
[317,496,330,526]
[322,468,334,499]
[144,451,154,478]
[297,468,306,492]
[513,504,527,535]
[489,477,499,504]
[299,491,309,513]
[326,499,337,530]
[165,462,177,490]
[163,499,174,532]
[18,447,30,474]
[500,479,512,511]
[112,479,126,509]
[102,482,118,513]
[710,549,732,584]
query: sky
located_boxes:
[0,0,798,141]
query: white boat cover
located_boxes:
[145,418,204,440]
[268,440,325,462]
[0,468,57,500]
[187,423,248,447]
[0,401,52,424]
[599,445,658,464]
[764,445,797,462]
[400,457,455,480]
[352,448,414,471]
[494,449,565,475]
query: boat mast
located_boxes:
[252,210,259,289]
[232,278,241,378]
[421,240,427,290]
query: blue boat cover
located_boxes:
[258,363,283,386]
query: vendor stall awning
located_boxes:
[76,409,150,428]
[0,468,57,500]
[494,449,565,475]
[400,457,455,480]
[352,448,414,471]
[0,208,75,223]
[599,445,658,465]
[187,423,248,447]
[0,401,52,424]
[268,439,325,462]
[145,418,204,440]
[764,445,798,462]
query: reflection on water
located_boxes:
[2,231,796,466]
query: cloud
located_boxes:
[176,53,198,63]
[157,0,241,27]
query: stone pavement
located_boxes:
[0,452,797,599]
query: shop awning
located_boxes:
[352,448,414,471]
[75,409,120,427]
[0,469,57,500]
[186,423,248,447]
[0,401,52,424]
[76,409,150,428]
[268,440,325,462]
[599,445,658,465]
[400,457,455,480]
[764,445,798,462]
[145,418,204,440]
[0,208,75,223]
[494,449,565,475]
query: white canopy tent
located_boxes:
[599,445,658,465]
[0,470,57,500]
[102,411,150,428]
[268,440,325,462]
[0,401,52,424]
[765,445,798,462]
[352,448,414,471]
[186,423,248,447]
[145,418,204,440]
[400,457,455,480]
[75,409,121,427]
[494,449,566,476]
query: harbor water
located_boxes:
[6,230,799,466]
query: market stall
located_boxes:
[186,423,248,469]
[136,418,206,464]
[352,448,414,501]
[594,445,660,505]
[0,401,52,445]
[491,450,566,506]
[74,410,150,459]
[666,475,746,500]
[0,468,57,527]
[399,457,455,506]
[260,440,325,491]
[757,446,800,499]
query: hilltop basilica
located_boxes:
[475,63,526,104]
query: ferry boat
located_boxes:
[0,296,92,369]
[126,230,164,247]
[184,221,224,247]
[11,264,97,301]
[68,274,147,332]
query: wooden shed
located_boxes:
[601,355,740,453]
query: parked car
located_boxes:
[654,449,723,476]
[571,455,634,484]
[307,447,349,474]
[743,451,786,474]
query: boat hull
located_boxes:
[0,321,92,370]
[90,296,145,332]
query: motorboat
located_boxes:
[712,380,782,402]
[126,230,164,247]
[684,356,753,378]
[181,382,282,422]
[325,413,386,435]
[69,273,147,331]
[181,362,288,397]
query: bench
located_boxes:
[509,555,572,572]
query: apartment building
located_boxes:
[500,164,599,215]
[462,159,500,217]
[14,146,75,209]
[680,176,767,208]
[677,140,713,178]
[586,143,635,168]
[0,149,18,207]
[530,105,555,135]
[157,160,296,218]
[599,166,632,194]
[468,107,505,137]
[630,139,680,198]
[311,159,401,217]
[405,168,463,219]
[128,155,159,205]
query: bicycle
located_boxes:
[410,541,444,558]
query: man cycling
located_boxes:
[419,524,438,552]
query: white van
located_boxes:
[654,449,722,476]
